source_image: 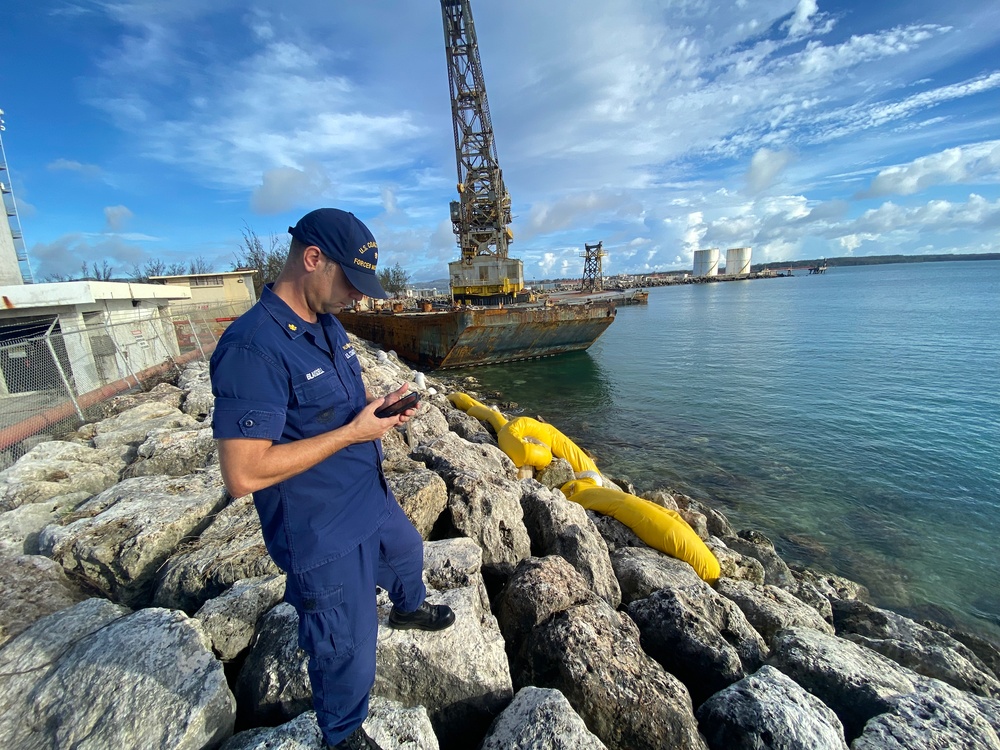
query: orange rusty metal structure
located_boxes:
[337,302,616,370]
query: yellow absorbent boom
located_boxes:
[448,392,721,583]
[568,483,721,583]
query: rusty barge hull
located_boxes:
[336,303,616,369]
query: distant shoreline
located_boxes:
[413,252,999,289]
[754,252,1000,272]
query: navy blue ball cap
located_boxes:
[288,208,388,299]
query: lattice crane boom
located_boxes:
[441,0,512,263]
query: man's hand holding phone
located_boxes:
[375,390,421,419]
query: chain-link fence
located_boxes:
[0,300,253,470]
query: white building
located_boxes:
[148,270,258,311]
[0,280,191,399]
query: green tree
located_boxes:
[377,262,410,298]
[232,223,288,299]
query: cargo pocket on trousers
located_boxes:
[296,584,354,659]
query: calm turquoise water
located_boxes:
[452,261,1000,638]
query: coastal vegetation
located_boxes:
[378,262,412,298]
[755,252,1000,272]
[231,224,289,298]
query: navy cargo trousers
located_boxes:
[283,499,426,746]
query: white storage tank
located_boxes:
[726,246,752,276]
[693,248,720,277]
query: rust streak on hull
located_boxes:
[336,303,616,369]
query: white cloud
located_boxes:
[251,163,332,215]
[522,191,634,240]
[380,187,400,217]
[848,194,1000,235]
[812,71,1000,144]
[30,233,149,280]
[785,0,820,38]
[47,159,102,178]
[538,252,559,276]
[862,141,1000,197]
[746,148,795,194]
[103,205,134,232]
[88,22,427,209]
[20,0,1000,275]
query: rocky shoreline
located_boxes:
[1,335,999,749]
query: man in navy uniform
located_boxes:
[210,208,454,750]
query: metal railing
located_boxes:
[0,300,253,469]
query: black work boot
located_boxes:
[387,600,456,631]
[329,725,383,750]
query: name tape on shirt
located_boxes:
[305,367,325,380]
[342,342,357,360]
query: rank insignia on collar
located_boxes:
[288,323,297,331]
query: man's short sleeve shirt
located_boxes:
[210,285,390,573]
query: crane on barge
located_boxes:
[440,0,525,306]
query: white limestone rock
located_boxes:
[90,382,185,421]
[767,626,919,739]
[386,468,449,539]
[444,407,495,445]
[626,579,769,706]
[89,400,201,449]
[402,403,451,449]
[696,665,848,750]
[155,492,281,613]
[195,574,287,661]
[519,599,708,750]
[0,489,90,555]
[498,556,705,750]
[853,686,1000,750]
[0,440,130,511]
[234,602,312,724]
[222,699,441,750]
[519,480,620,608]
[705,536,767,583]
[221,709,323,750]
[374,579,513,748]
[412,430,517,482]
[448,472,531,578]
[721,531,795,587]
[716,577,836,642]
[233,539,513,749]
[366,696,441,750]
[38,468,230,607]
[182,384,216,419]
[0,600,235,749]
[481,686,608,750]
[123,425,216,478]
[831,597,1000,698]
[610,545,705,605]
[0,554,88,647]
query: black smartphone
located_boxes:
[375,391,421,418]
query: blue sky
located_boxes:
[2,0,999,283]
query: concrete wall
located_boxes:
[0,221,21,286]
